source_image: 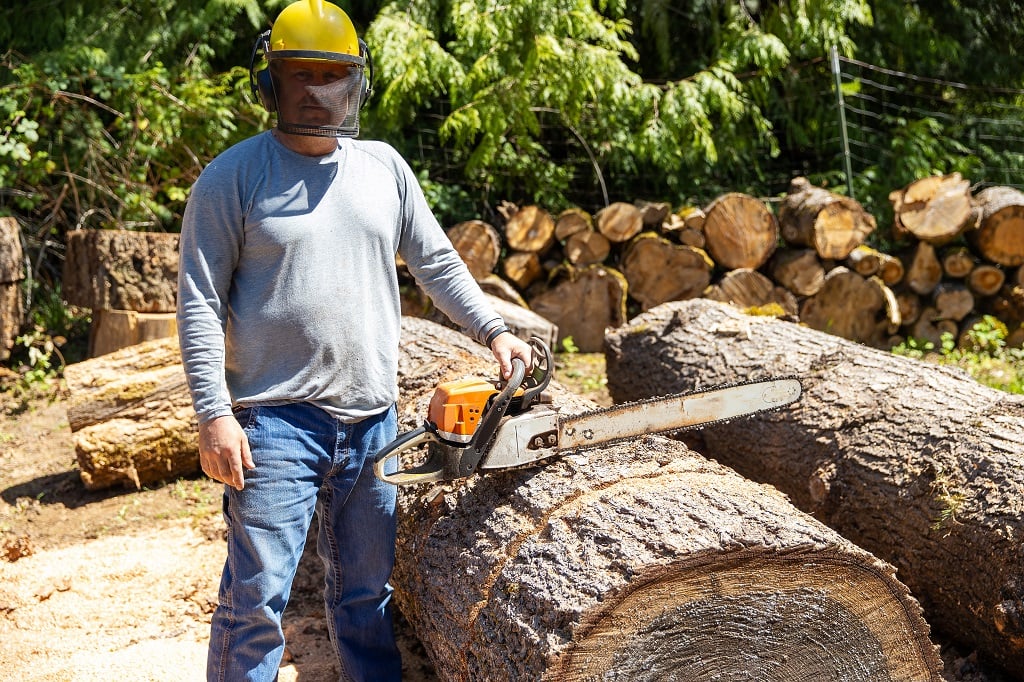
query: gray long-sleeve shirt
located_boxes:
[176,132,502,424]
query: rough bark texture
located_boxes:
[391,316,941,681]
[62,229,180,313]
[63,336,197,490]
[702,192,779,270]
[0,217,23,360]
[399,291,558,356]
[778,177,876,260]
[604,298,1024,677]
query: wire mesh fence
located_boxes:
[405,53,1024,225]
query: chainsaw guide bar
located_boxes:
[374,338,802,485]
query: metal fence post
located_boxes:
[830,45,855,199]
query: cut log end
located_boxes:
[551,552,940,682]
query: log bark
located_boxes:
[702,192,778,270]
[605,298,1024,676]
[528,265,627,352]
[63,336,197,490]
[447,220,502,280]
[392,316,941,681]
[399,289,558,354]
[62,229,180,312]
[970,186,1024,267]
[504,205,555,254]
[60,298,554,492]
[0,217,24,360]
[594,202,644,243]
[890,173,974,245]
[619,233,712,311]
[778,177,876,260]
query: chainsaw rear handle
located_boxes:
[375,357,528,485]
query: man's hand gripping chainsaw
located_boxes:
[374,337,802,486]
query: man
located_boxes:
[175,1,533,679]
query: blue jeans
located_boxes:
[207,402,401,682]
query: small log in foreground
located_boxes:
[605,298,1024,676]
[63,335,196,490]
[391,317,941,681]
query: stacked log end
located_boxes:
[391,317,941,681]
[417,175,1024,354]
[605,298,1024,676]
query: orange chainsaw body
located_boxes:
[428,377,501,443]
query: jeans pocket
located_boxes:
[232,405,260,432]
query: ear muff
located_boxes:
[358,38,373,109]
[248,30,276,112]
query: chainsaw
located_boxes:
[374,337,801,485]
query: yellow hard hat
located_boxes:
[268,0,363,66]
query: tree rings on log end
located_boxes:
[550,552,940,682]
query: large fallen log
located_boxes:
[390,316,941,681]
[604,298,1024,676]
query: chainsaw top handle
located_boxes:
[374,356,529,485]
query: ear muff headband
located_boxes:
[248,30,275,112]
[248,30,373,112]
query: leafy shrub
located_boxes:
[892,316,1024,394]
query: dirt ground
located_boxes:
[0,354,1015,681]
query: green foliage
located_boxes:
[365,0,858,207]
[415,169,475,226]
[892,316,1024,395]
[560,336,580,354]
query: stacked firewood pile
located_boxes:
[420,173,1024,352]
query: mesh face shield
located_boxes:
[266,59,366,138]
